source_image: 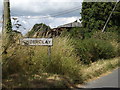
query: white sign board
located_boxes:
[20,38,53,46]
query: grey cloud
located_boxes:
[1,0,82,35]
[1,0,82,17]
[10,2,82,17]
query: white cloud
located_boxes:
[9,0,82,16]
[10,15,81,35]
[49,17,80,28]
[1,0,82,35]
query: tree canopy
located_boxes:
[81,2,120,31]
[26,23,51,37]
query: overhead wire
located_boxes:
[10,5,81,34]
[25,7,81,19]
[42,5,81,17]
[10,5,81,19]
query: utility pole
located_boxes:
[102,1,119,32]
[3,0,12,34]
[2,0,12,54]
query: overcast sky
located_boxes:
[0,0,83,34]
[0,0,118,34]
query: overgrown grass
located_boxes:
[81,57,120,82]
[49,37,82,83]
[2,32,120,88]
[2,36,83,88]
[29,36,83,83]
[92,31,119,42]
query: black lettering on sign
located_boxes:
[23,40,29,45]
[29,40,33,44]
[33,40,36,44]
[45,40,50,44]
[21,38,52,45]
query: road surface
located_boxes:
[82,68,120,88]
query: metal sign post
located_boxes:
[48,46,51,62]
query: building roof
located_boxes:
[58,21,82,28]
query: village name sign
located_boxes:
[20,38,53,46]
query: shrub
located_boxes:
[74,38,116,64]
[92,31,119,42]
[106,26,120,34]
[92,31,119,57]
[61,27,94,40]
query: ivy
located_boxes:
[6,20,12,33]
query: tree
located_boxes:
[26,23,51,37]
[81,1,120,31]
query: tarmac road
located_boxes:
[82,68,120,88]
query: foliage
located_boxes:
[92,31,119,57]
[106,26,120,42]
[2,36,83,84]
[6,20,12,33]
[74,38,116,64]
[92,31,119,42]
[81,2,120,31]
[46,37,82,83]
[117,43,120,56]
[111,1,120,26]
[61,27,95,40]
[26,23,51,37]
[2,19,13,54]
[82,57,120,81]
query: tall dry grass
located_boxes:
[2,36,83,83]
[81,57,120,81]
[2,33,119,88]
[31,36,83,83]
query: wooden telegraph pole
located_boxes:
[3,0,12,33]
[2,0,12,54]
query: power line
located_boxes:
[24,7,81,19]
[11,5,81,16]
[53,8,80,16]
[10,5,81,19]
[10,5,81,32]
[46,6,81,16]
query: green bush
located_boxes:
[61,27,94,40]
[74,38,116,64]
[92,31,119,42]
[106,26,120,34]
